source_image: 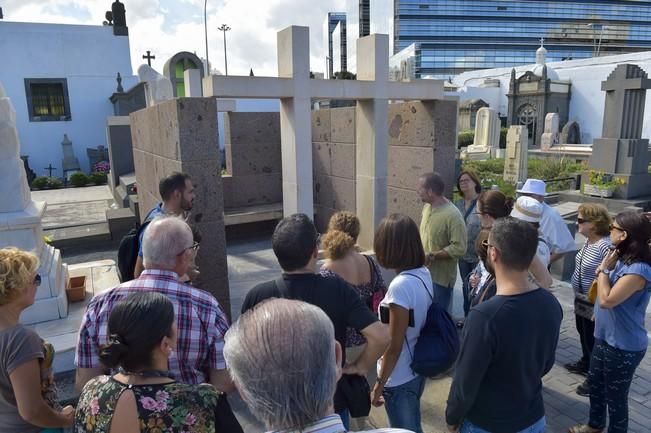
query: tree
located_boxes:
[332,70,356,80]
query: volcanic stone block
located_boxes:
[225,112,281,145]
[312,109,331,143]
[330,107,356,144]
[388,101,436,147]
[224,173,283,208]
[225,141,282,176]
[314,173,356,211]
[388,146,433,190]
[312,142,356,179]
[388,186,422,227]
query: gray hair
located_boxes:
[142,216,193,268]
[224,298,337,431]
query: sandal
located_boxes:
[568,424,603,433]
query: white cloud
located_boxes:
[2,0,347,77]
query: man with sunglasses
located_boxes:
[75,216,234,400]
[446,218,562,433]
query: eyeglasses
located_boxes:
[609,224,626,233]
[177,241,200,256]
[577,218,589,224]
[34,274,41,286]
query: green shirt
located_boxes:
[420,201,468,287]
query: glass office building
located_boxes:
[385,0,651,79]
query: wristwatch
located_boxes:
[602,268,611,276]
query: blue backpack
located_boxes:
[402,273,460,377]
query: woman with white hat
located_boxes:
[511,196,553,288]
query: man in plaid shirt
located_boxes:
[74,216,233,393]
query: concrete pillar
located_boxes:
[184,69,203,97]
[355,34,389,249]
[277,26,313,218]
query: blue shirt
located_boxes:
[137,203,165,257]
[594,261,651,352]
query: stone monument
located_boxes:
[588,64,651,199]
[61,134,80,177]
[87,145,109,170]
[137,64,174,107]
[540,112,560,150]
[504,125,528,184]
[560,120,581,145]
[0,81,68,324]
[461,107,500,160]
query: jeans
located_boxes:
[588,339,645,433]
[458,260,478,317]
[575,313,595,366]
[433,283,453,314]
[336,409,350,431]
[460,416,546,433]
[383,375,426,433]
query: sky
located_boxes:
[2,0,348,76]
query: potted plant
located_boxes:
[583,170,626,198]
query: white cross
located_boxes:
[540,37,545,47]
[203,26,444,247]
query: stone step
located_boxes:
[45,223,112,249]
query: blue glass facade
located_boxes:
[392,0,651,78]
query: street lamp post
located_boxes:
[204,0,209,75]
[218,24,231,76]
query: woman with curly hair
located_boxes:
[321,211,387,348]
[570,211,651,433]
[0,248,74,433]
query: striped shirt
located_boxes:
[267,414,412,433]
[75,269,230,384]
[571,237,611,295]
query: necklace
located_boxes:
[118,368,175,379]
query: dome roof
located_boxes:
[532,64,560,80]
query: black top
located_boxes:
[241,273,379,365]
[446,288,563,433]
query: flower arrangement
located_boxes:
[93,161,110,174]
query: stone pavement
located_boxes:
[51,237,651,432]
[32,185,112,230]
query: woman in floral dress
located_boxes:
[74,292,220,433]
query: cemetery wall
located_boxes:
[0,22,137,175]
[222,112,283,209]
[312,100,458,231]
[130,98,231,315]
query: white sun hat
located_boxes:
[511,196,543,223]
[516,178,547,196]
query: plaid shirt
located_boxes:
[75,269,230,385]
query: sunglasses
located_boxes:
[34,274,42,286]
[177,241,200,256]
[609,224,626,233]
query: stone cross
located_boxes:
[589,64,651,198]
[142,50,156,67]
[44,164,56,177]
[202,26,444,248]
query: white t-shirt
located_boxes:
[541,202,576,254]
[377,266,433,388]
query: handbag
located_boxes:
[587,279,598,304]
[574,243,597,320]
[215,392,244,433]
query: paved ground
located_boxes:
[51,237,651,433]
[33,185,112,230]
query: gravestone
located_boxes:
[87,145,109,170]
[0,81,68,324]
[61,134,80,177]
[588,64,651,198]
[560,120,581,144]
[461,107,500,160]
[504,125,528,184]
[137,65,173,107]
[540,112,560,150]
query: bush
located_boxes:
[89,172,108,185]
[69,171,89,187]
[32,176,49,189]
[47,177,63,189]
[458,130,475,147]
[499,127,508,148]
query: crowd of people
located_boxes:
[0,170,650,433]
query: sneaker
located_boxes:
[564,360,589,376]
[576,380,590,397]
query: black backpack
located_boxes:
[402,272,460,377]
[116,210,157,283]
